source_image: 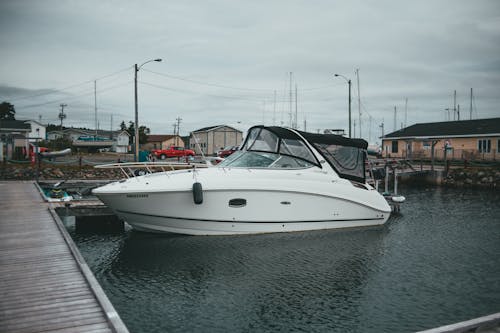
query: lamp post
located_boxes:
[334,73,352,138]
[134,58,162,161]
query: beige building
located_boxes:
[189,125,243,155]
[143,134,184,151]
[381,117,500,161]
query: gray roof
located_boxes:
[0,120,31,131]
[192,125,241,133]
[383,117,500,139]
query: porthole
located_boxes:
[229,198,246,208]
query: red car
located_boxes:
[152,146,195,160]
[217,146,239,158]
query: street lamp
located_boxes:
[334,73,352,138]
[134,58,162,161]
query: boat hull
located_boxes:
[97,189,390,235]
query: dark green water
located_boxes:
[69,186,500,333]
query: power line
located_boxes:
[17,81,132,110]
[143,69,273,92]
[6,66,131,102]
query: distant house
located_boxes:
[0,120,31,160]
[143,134,184,151]
[190,125,243,155]
[24,120,46,142]
[381,117,500,161]
[47,128,130,153]
[112,131,130,153]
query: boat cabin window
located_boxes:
[313,143,365,182]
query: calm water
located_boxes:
[69,186,500,333]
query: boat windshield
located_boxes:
[218,127,317,169]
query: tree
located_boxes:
[119,120,127,131]
[139,125,150,144]
[0,102,16,120]
[127,121,135,144]
[125,121,150,145]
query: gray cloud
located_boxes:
[1,0,499,143]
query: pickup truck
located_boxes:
[151,146,195,159]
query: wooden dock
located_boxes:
[0,181,128,333]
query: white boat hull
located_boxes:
[96,185,390,235]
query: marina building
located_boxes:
[381,117,500,161]
[189,125,243,155]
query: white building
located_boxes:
[24,120,46,142]
[113,131,130,153]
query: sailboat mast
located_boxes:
[404,97,408,128]
[355,69,361,138]
[470,88,473,120]
[295,84,298,129]
[289,72,293,128]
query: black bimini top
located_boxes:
[262,126,367,149]
[244,126,368,183]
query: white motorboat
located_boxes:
[93,126,391,235]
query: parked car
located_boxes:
[151,146,195,159]
[217,145,239,158]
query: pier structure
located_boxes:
[0,181,128,333]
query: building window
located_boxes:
[391,141,398,153]
[478,139,491,153]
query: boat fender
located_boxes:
[192,182,203,204]
[392,195,406,203]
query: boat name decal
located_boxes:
[126,194,149,198]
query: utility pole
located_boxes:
[58,104,67,130]
[457,104,460,121]
[175,117,182,146]
[453,90,457,121]
[379,121,384,138]
[355,69,361,138]
[333,74,352,138]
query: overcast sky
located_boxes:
[1,0,499,143]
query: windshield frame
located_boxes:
[242,127,321,168]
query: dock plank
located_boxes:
[0,181,128,333]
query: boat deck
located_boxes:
[0,181,128,333]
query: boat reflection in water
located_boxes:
[96,227,386,332]
[93,126,391,235]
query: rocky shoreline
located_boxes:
[1,163,498,189]
[0,163,123,180]
[443,167,499,189]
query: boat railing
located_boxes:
[94,158,223,179]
